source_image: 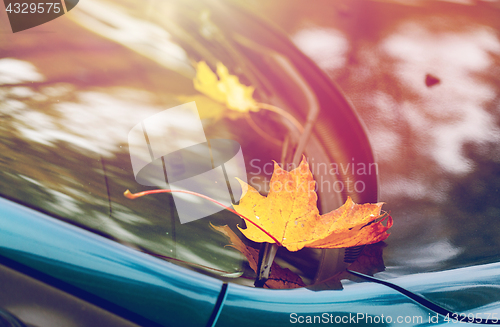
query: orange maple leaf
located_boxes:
[233,157,392,252]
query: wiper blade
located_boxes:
[347,270,500,325]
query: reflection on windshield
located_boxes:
[4,0,363,288]
[382,22,500,174]
[70,0,194,78]
[292,28,349,75]
[0,1,256,282]
[256,0,500,275]
[0,59,44,85]
[2,0,500,288]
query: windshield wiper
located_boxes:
[347,270,500,325]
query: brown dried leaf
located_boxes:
[211,224,305,289]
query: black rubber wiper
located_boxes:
[347,270,500,325]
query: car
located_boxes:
[1,0,500,326]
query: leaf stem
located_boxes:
[124,189,281,246]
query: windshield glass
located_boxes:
[2,0,498,290]
[254,0,500,276]
[0,0,339,287]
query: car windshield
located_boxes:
[1,0,500,289]
[253,0,500,277]
[0,0,329,286]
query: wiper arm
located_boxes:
[347,270,500,325]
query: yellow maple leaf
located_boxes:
[233,157,392,252]
[176,94,226,121]
[193,61,257,113]
[193,61,226,103]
